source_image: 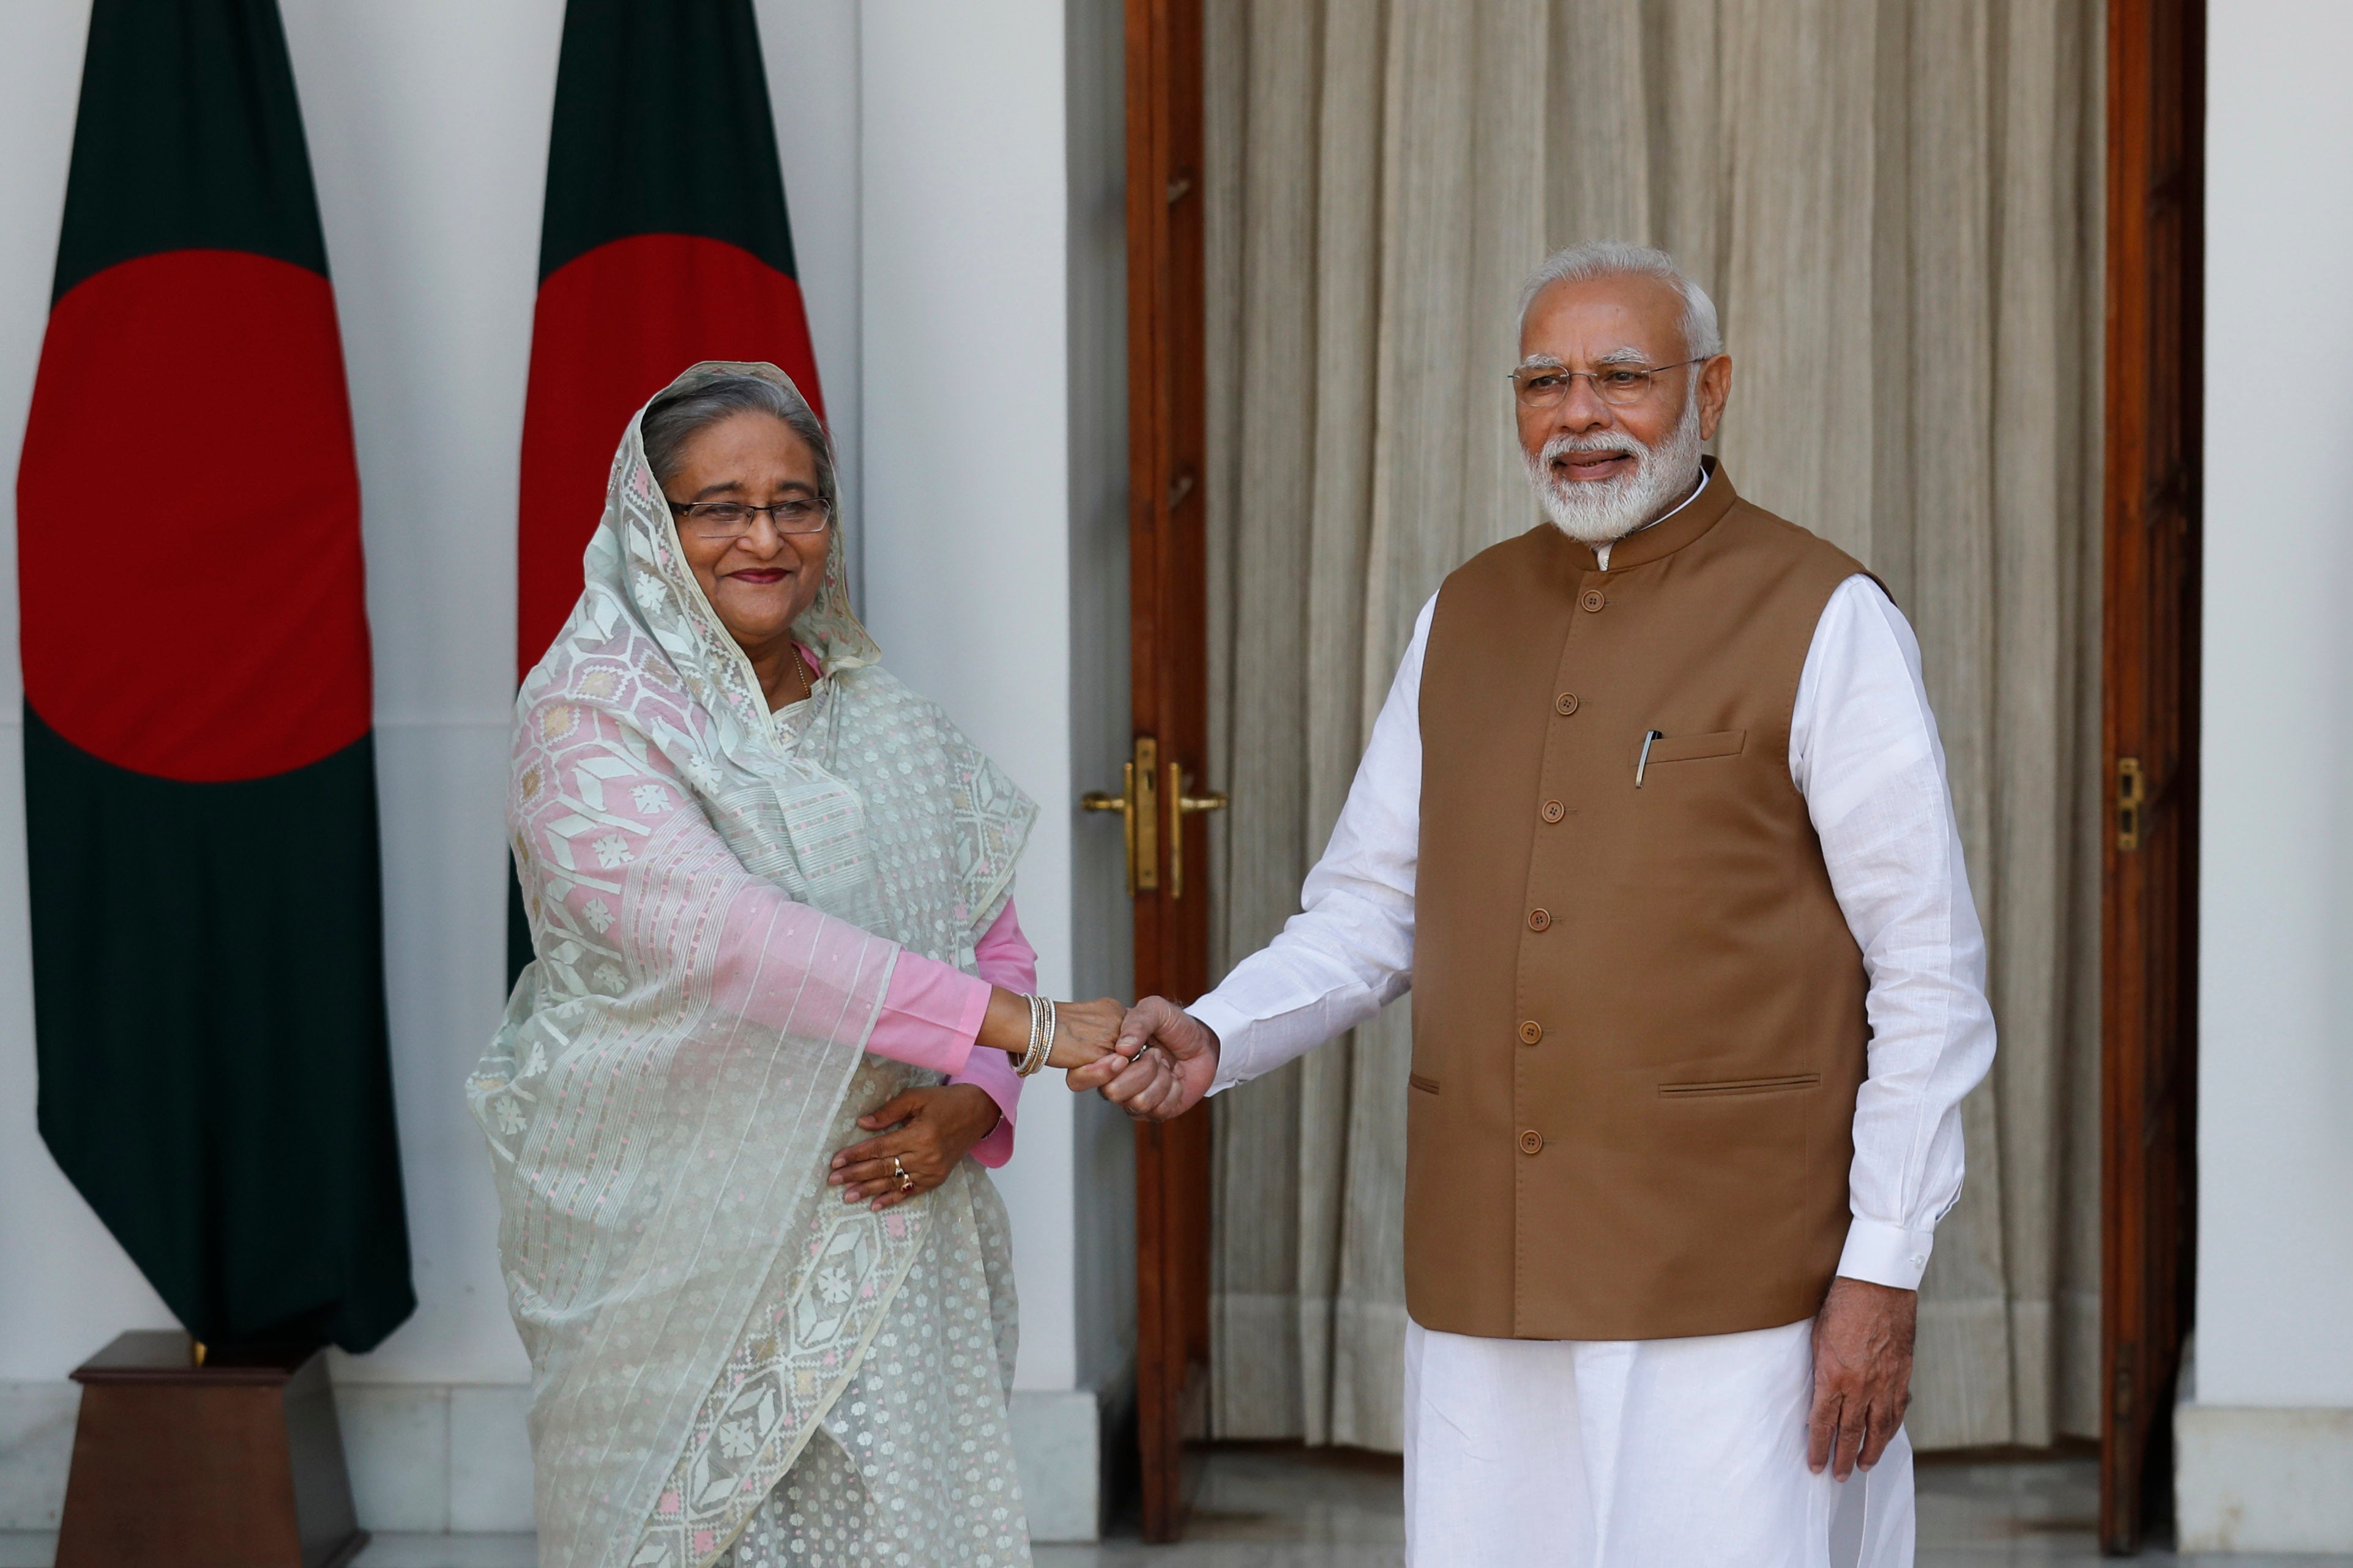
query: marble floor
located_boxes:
[1023,1445,2353,1568]
[4,1445,2347,1566]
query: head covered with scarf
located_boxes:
[472,362,1037,1567]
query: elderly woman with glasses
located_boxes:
[473,362,1125,1568]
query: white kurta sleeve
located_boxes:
[1790,576,1999,1291]
[1188,594,1433,1092]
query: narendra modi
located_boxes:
[1076,240,1998,1566]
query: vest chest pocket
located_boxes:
[1657,1071,1819,1098]
[1638,728,1747,767]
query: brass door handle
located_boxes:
[1082,740,1161,896]
[2115,756,2144,851]
[1081,763,1136,895]
[1165,764,1227,900]
[1084,740,1222,897]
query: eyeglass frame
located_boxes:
[663,494,833,538]
[1507,355,1712,409]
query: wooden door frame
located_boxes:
[2101,0,2204,1553]
[1124,0,1211,1545]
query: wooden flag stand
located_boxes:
[56,1331,365,1568]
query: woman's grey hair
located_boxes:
[1517,241,1723,360]
[641,373,837,511]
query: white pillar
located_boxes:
[2188,0,2353,1551]
[859,1,1110,1542]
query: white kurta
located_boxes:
[1187,480,1996,1566]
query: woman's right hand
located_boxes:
[976,988,1138,1073]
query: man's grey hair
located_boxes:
[1517,241,1723,361]
[641,373,837,510]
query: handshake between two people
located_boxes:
[1061,994,1221,1121]
[828,992,1218,1211]
[971,989,1220,1120]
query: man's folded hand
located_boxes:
[1065,995,1220,1120]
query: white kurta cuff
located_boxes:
[1837,1217,1935,1290]
[1187,994,1257,1094]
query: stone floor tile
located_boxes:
[15,1444,2349,1566]
[0,1386,75,1531]
[359,1531,539,1566]
[340,1383,452,1534]
[447,1385,535,1534]
[0,1533,54,1568]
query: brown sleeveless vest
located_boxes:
[1406,464,1871,1341]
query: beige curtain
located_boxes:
[1202,0,2105,1453]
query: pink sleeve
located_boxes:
[513,699,903,1052]
[807,626,1006,1080]
[867,951,991,1074]
[514,691,1031,1158]
[950,900,1035,1167]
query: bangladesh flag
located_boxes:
[518,0,825,676]
[15,0,413,1352]
[512,0,826,976]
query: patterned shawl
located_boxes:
[469,362,1037,1568]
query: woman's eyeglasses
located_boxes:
[665,496,832,539]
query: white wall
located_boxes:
[2187,0,2353,1550]
[1062,0,1140,1412]
[859,0,1081,1391]
[0,4,1116,1527]
[2196,0,2353,1411]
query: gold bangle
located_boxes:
[1018,995,1055,1076]
[1017,994,1047,1076]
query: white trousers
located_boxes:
[1403,1316,1914,1568]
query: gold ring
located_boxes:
[890,1155,905,1179]
[899,1170,917,1193]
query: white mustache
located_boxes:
[1538,431,1650,467]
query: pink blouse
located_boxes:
[649,639,1016,1165]
[517,641,1029,1170]
[788,641,1026,1164]
[869,901,1031,1167]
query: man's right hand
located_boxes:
[1065,995,1220,1120]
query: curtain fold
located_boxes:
[1203,0,2104,1452]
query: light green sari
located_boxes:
[471,363,1037,1568]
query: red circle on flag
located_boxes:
[17,250,373,782]
[516,232,824,678]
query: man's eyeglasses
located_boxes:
[665,496,831,540]
[1508,357,1708,409]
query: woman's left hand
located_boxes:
[828,1084,1002,1210]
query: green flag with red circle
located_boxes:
[15,0,414,1352]
[509,0,826,979]
[517,0,826,680]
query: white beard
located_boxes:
[1523,394,1704,544]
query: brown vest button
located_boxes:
[1518,1129,1545,1155]
[1518,1020,1543,1044]
[1541,800,1565,823]
[1581,589,1606,612]
[1555,691,1581,716]
[1527,908,1551,931]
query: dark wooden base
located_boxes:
[58,1331,365,1568]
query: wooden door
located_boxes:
[2101,0,2204,1553]
[1122,0,1213,1545]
